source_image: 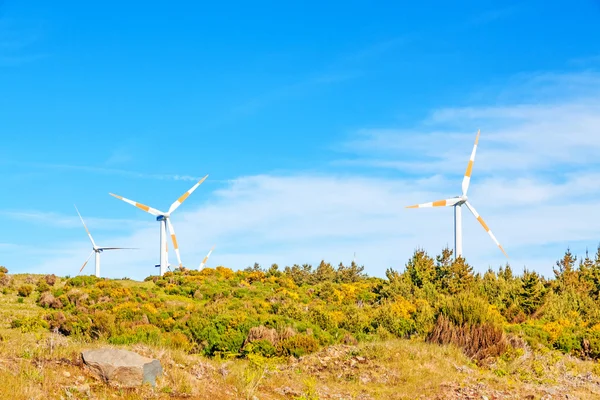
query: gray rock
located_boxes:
[81,348,163,387]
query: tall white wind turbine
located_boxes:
[75,206,136,278]
[109,175,208,276]
[406,130,508,259]
[198,245,215,270]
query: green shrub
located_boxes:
[11,316,49,333]
[17,285,33,297]
[440,293,503,326]
[555,330,582,354]
[36,280,50,293]
[243,339,277,357]
[583,331,600,359]
[64,275,99,288]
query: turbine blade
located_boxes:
[199,245,215,270]
[169,175,208,214]
[109,193,163,216]
[464,201,508,258]
[406,198,461,208]
[462,129,480,196]
[79,250,95,273]
[166,218,182,268]
[99,247,138,250]
[74,205,96,248]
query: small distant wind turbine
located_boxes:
[109,175,208,276]
[406,130,508,260]
[75,206,136,277]
[199,245,215,270]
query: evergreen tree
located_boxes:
[520,268,545,315]
[578,249,595,294]
[335,261,366,283]
[445,256,474,294]
[405,248,436,288]
[435,247,454,291]
[315,260,336,282]
[553,248,578,291]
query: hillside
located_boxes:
[1,247,600,399]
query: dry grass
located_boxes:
[427,315,508,361]
[0,327,599,399]
[0,274,599,399]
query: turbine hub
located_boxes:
[156,215,167,221]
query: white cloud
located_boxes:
[12,71,600,280]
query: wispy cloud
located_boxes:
[0,209,148,230]
[338,72,600,177]
[14,161,206,182]
[13,70,600,281]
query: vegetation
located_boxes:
[2,247,600,398]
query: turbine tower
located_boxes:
[406,130,508,259]
[75,206,135,277]
[109,175,208,276]
[199,245,215,270]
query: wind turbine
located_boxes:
[199,245,215,270]
[406,130,508,260]
[109,175,208,276]
[75,206,136,278]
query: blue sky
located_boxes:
[2,1,600,279]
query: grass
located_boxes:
[0,273,599,399]
[0,326,599,399]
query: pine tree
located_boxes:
[553,248,578,292]
[435,247,453,291]
[578,249,595,294]
[520,268,545,315]
[445,256,474,294]
[315,260,335,282]
[405,248,436,288]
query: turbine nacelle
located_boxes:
[455,195,467,205]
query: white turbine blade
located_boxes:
[79,250,95,273]
[99,247,138,250]
[74,205,96,248]
[109,193,163,216]
[166,218,182,268]
[168,175,208,214]
[199,245,215,269]
[406,197,462,209]
[462,129,480,196]
[464,201,508,258]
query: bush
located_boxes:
[276,334,319,357]
[36,280,50,293]
[243,339,277,357]
[44,274,57,286]
[0,273,12,287]
[555,329,582,354]
[64,275,99,288]
[583,331,600,359]
[17,285,34,297]
[0,266,8,274]
[427,315,508,361]
[440,293,503,326]
[11,316,49,333]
